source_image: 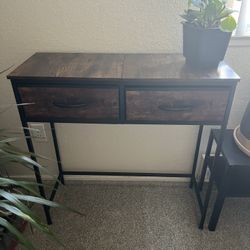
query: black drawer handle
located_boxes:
[53,102,89,109]
[158,104,193,112]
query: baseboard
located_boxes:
[9,174,190,182]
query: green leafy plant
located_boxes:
[0,128,84,250]
[0,130,57,249]
[181,0,237,32]
[0,68,82,249]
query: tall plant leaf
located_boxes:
[0,217,35,250]
[0,99,81,249]
[0,177,41,196]
[12,194,84,215]
[0,190,40,221]
[0,202,64,247]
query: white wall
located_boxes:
[0,0,249,177]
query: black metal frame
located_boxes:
[191,85,236,229]
[63,171,191,177]
[198,129,230,231]
[10,80,237,227]
[11,82,53,224]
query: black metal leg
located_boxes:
[23,125,52,225]
[198,131,214,191]
[11,84,53,225]
[199,137,224,230]
[190,125,203,188]
[208,193,226,231]
[198,86,236,229]
[49,174,61,202]
[198,166,215,229]
[50,122,65,185]
[208,161,229,231]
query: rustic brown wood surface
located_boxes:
[126,88,230,122]
[8,53,124,80]
[122,54,239,81]
[8,53,240,82]
[18,87,119,121]
[8,53,240,124]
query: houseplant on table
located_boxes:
[181,0,237,68]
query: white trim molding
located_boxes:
[9,174,189,183]
[235,0,250,37]
[230,36,250,47]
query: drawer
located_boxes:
[18,87,119,121]
[126,88,230,123]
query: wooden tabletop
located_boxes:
[7,53,240,82]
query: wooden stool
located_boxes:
[198,129,250,231]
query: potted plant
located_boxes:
[0,128,66,249]
[0,69,82,249]
[181,0,237,69]
[0,125,84,250]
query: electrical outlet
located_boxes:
[29,123,47,141]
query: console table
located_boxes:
[7,53,240,228]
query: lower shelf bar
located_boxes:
[63,171,191,178]
[48,172,192,208]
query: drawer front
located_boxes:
[18,87,119,121]
[126,88,230,123]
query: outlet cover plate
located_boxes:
[29,123,47,142]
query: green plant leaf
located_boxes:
[0,110,81,248]
[0,217,35,250]
[0,190,39,219]
[2,142,58,162]
[0,202,39,226]
[0,137,19,144]
[12,194,84,215]
[0,145,55,177]
[0,103,35,114]
[0,177,41,196]
[0,192,65,246]
[181,9,203,24]
[0,141,57,164]
[182,0,237,29]
[0,202,64,247]
[0,65,14,74]
[220,15,237,32]
[218,8,235,20]
[12,194,61,207]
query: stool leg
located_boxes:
[199,131,213,191]
[199,169,215,229]
[199,139,222,230]
[208,162,229,231]
[208,193,225,231]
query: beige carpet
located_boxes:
[18,181,250,250]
